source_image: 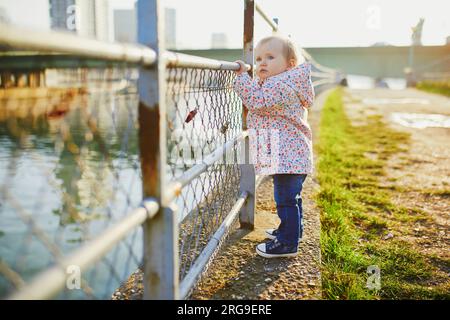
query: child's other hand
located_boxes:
[234,60,247,75]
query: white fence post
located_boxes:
[138,0,179,299]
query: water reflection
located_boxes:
[0,86,143,298]
[390,112,450,129]
[347,74,406,90]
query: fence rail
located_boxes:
[162,131,249,208]
[0,24,157,67]
[255,3,279,32]
[8,201,159,300]
[0,0,338,300]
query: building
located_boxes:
[165,8,176,49]
[93,0,109,41]
[49,0,109,40]
[0,6,11,24]
[211,33,228,49]
[74,0,95,38]
[49,0,76,32]
[113,9,136,43]
[113,6,175,46]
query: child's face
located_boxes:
[255,39,291,80]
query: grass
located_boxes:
[315,88,449,300]
[416,80,450,97]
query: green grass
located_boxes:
[315,88,449,300]
[416,80,450,97]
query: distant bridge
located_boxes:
[178,45,450,79]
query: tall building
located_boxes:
[93,0,109,41]
[211,33,228,49]
[0,6,11,24]
[165,8,176,49]
[75,0,95,38]
[114,9,136,43]
[114,6,174,46]
[49,0,109,40]
[49,0,76,32]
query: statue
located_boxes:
[411,18,424,46]
[405,18,424,87]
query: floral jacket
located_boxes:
[233,62,315,175]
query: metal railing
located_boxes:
[0,24,157,67]
[0,0,338,300]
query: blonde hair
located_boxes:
[257,35,301,66]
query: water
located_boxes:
[390,113,450,129]
[0,88,144,298]
[362,98,430,105]
[347,74,406,90]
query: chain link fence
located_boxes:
[0,64,248,299]
[165,67,243,282]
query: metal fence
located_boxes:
[0,0,338,300]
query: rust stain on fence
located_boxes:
[139,102,160,198]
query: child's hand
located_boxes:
[234,60,247,75]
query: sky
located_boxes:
[165,0,450,48]
[1,0,449,48]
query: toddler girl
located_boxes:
[233,35,314,258]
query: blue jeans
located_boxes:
[273,174,307,246]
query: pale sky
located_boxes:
[1,0,449,48]
[0,0,50,29]
[165,0,450,48]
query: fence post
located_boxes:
[239,0,256,230]
[138,0,179,299]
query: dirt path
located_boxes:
[343,87,449,265]
[189,89,334,300]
